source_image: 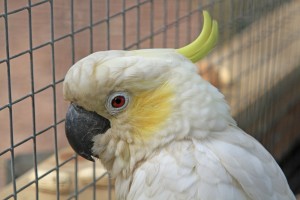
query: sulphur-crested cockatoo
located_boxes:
[63,11,295,200]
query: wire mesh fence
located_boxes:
[0,0,299,199]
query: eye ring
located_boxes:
[106,91,130,115]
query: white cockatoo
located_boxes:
[63,11,295,200]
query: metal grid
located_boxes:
[0,0,299,199]
[201,0,300,160]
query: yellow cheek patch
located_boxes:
[127,83,173,139]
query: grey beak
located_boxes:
[65,103,110,162]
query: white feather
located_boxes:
[117,140,250,200]
[64,49,295,200]
[206,127,295,200]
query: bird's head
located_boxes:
[63,11,232,177]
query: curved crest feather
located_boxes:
[177,11,219,63]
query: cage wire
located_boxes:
[0,0,299,199]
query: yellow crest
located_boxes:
[177,11,219,63]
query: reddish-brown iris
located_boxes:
[111,95,126,108]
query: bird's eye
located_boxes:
[111,95,126,108]
[106,92,130,115]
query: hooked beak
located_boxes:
[65,103,111,162]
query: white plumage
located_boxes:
[117,130,294,200]
[63,48,295,199]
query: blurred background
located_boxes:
[0,0,299,199]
